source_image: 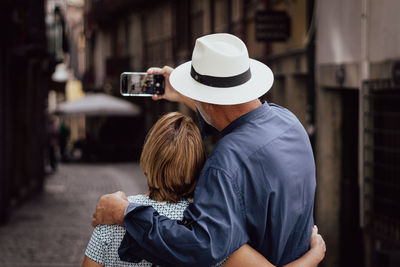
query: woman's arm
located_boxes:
[223,226,326,267]
[82,224,109,267]
[82,255,103,267]
[222,244,275,267]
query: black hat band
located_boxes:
[190,65,251,88]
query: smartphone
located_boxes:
[120,72,165,96]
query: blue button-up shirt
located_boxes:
[119,102,316,266]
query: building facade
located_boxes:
[316,0,400,266]
[82,0,400,266]
[0,0,55,223]
[83,0,313,130]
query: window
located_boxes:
[190,0,204,46]
[363,79,400,248]
[176,0,190,52]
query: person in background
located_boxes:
[47,116,59,172]
[83,112,325,267]
[58,121,70,162]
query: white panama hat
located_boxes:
[169,33,274,105]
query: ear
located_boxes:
[203,102,216,114]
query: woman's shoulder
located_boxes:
[127,194,191,220]
[127,194,151,204]
[92,223,125,245]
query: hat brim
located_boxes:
[169,59,274,105]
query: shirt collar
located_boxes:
[221,102,271,136]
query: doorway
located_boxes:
[339,89,364,266]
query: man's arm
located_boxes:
[93,168,248,266]
[148,66,196,111]
[223,226,326,267]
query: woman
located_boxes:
[82,112,325,267]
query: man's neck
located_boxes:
[213,100,262,131]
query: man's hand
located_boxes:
[148,66,196,111]
[91,191,129,227]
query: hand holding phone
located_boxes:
[120,72,165,97]
[121,67,196,111]
[147,66,196,110]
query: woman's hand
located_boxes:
[282,225,326,267]
[309,225,326,263]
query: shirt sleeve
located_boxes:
[118,167,249,267]
[85,225,107,265]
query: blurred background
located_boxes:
[0,0,399,266]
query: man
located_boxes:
[92,33,316,266]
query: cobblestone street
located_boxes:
[0,163,147,267]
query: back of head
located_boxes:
[140,112,206,203]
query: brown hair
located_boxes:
[140,112,206,203]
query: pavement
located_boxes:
[0,163,148,267]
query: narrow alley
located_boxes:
[0,163,147,267]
